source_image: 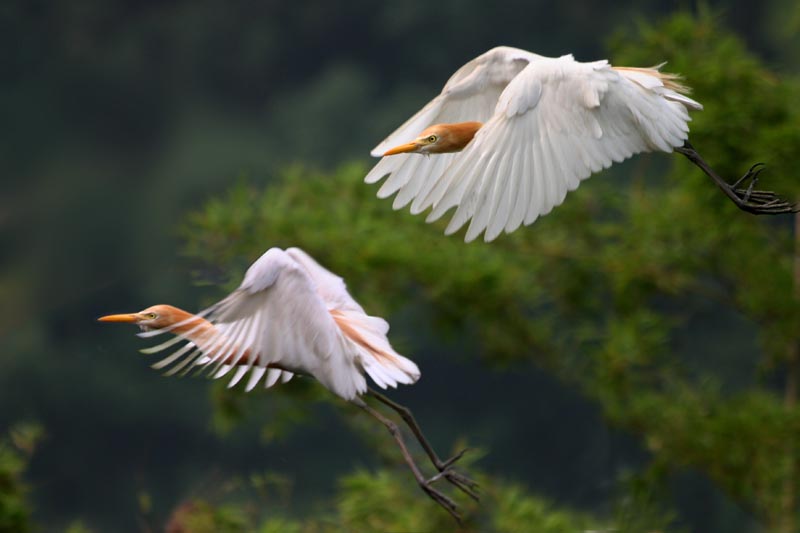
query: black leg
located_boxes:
[352,397,464,524]
[674,141,797,215]
[366,387,479,501]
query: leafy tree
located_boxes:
[159,467,609,533]
[0,424,41,533]
[177,10,800,531]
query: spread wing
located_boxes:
[139,248,419,400]
[413,55,701,241]
[285,247,420,389]
[139,248,364,399]
[284,247,365,314]
[365,46,540,212]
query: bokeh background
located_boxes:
[3,1,800,531]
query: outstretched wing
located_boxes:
[139,248,419,400]
[370,46,539,157]
[285,247,420,392]
[417,55,701,241]
[284,247,365,314]
[365,47,540,211]
[140,248,367,399]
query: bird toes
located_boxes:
[431,448,480,501]
[726,164,798,214]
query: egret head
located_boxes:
[98,304,186,331]
[383,122,482,156]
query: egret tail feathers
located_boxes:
[330,309,421,389]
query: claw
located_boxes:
[364,387,480,510]
[439,448,469,470]
[727,164,796,213]
[444,471,481,501]
[428,470,480,503]
[738,189,776,200]
[357,392,479,524]
[743,165,768,202]
[731,162,765,189]
[417,478,467,525]
[675,143,798,215]
[744,179,757,202]
[430,449,480,501]
[421,483,459,514]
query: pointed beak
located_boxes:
[383,141,420,156]
[98,313,141,323]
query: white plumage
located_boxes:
[366,46,703,242]
[130,247,420,400]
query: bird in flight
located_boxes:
[366,46,795,242]
[98,247,476,521]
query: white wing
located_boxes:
[284,247,419,392]
[140,248,419,400]
[284,247,365,314]
[414,54,701,241]
[365,47,541,212]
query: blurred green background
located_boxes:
[3,1,800,531]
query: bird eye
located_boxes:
[427,135,438,143]
[146,313,157,319]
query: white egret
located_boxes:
[366,46,795,242]
[99,246,477,520]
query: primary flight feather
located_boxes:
[98,248,487,520]
[99,247,420,400]
[365,46,703,242]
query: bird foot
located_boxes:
[675,144,798,215]
[726,163,797,214]
[359,389,479,522]
[356,396,476,523]
[416,451,478,525]
[419,478,462,522]
[430,449,480,501]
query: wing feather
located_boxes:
[366,47,540,217]
[370,46,540,157]
[227,366,249,388]
[414,54,700,241]
[504,120,531,233]
[139,247,418,400]
[244,367,267,392]
[150,343,198,371]
[264,368,282,388]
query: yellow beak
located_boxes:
[98,313,141,323]
[383,141,420,156]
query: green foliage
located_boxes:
[166,466,610,533]
[207,365,337,446]
[604,13,800,527]
[0,424,41,533]
[64,522,95,533]
[164,500,251,533]
[179,10,800,530]
[609,9,800,199]
[335,469,456,532]
[257,516,305,533]
[2,0,799,530]
[491,483,599,533]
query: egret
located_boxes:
[366,46,796,242]
[99,247,477,521]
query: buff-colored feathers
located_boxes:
[100,247,420,400]
[368,46,703,242]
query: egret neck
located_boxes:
[99,304,264,367]
[384,121,483,156]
